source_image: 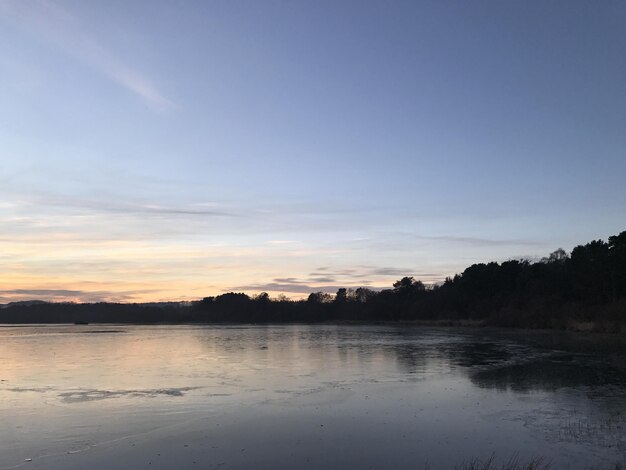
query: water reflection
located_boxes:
[0,325,625,469]
[2,325,626,401]
[471,353,626,392]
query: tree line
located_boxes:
[2,230,625,331]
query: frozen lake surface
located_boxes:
[1,324,625,469]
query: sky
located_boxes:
[1,0,625,303]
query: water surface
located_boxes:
[1,325,625,469]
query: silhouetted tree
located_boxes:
[542,248,569,264]
[608,231,626,301]
[334,288,348,303]
[307,292,332,303]
[3,230,624,331]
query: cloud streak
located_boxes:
[411,234,542,247]
[309,266,442,281]
[2,0,173,110]
[9,192,235,218]
[231,282,345,295]
[231,271,398,296]
[0,288,156,303]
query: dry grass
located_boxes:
[422,454,625,470]
[558,412,626,450]
[422,454,550,470]
[454,454,550,470]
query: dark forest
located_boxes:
[3,231,625,332]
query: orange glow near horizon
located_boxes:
[1,235,442,303]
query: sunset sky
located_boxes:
[1,1,625,302]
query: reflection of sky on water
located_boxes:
[1,325,625,469]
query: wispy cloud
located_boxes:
[0,288,155,303]
[3,289,84,297]
[1,0,173,111]
[367,267,415,277]
[231,271,396,296]
[9,192,234,218]
[411,234,542,247]
[307,266,444,284]
[308,276,335,283]
[231,282,340,295]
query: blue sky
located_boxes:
[1,0,625,302]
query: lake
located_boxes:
[1,324,625,469]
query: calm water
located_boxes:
[1,325,625,469]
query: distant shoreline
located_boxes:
[2,230,625,334]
